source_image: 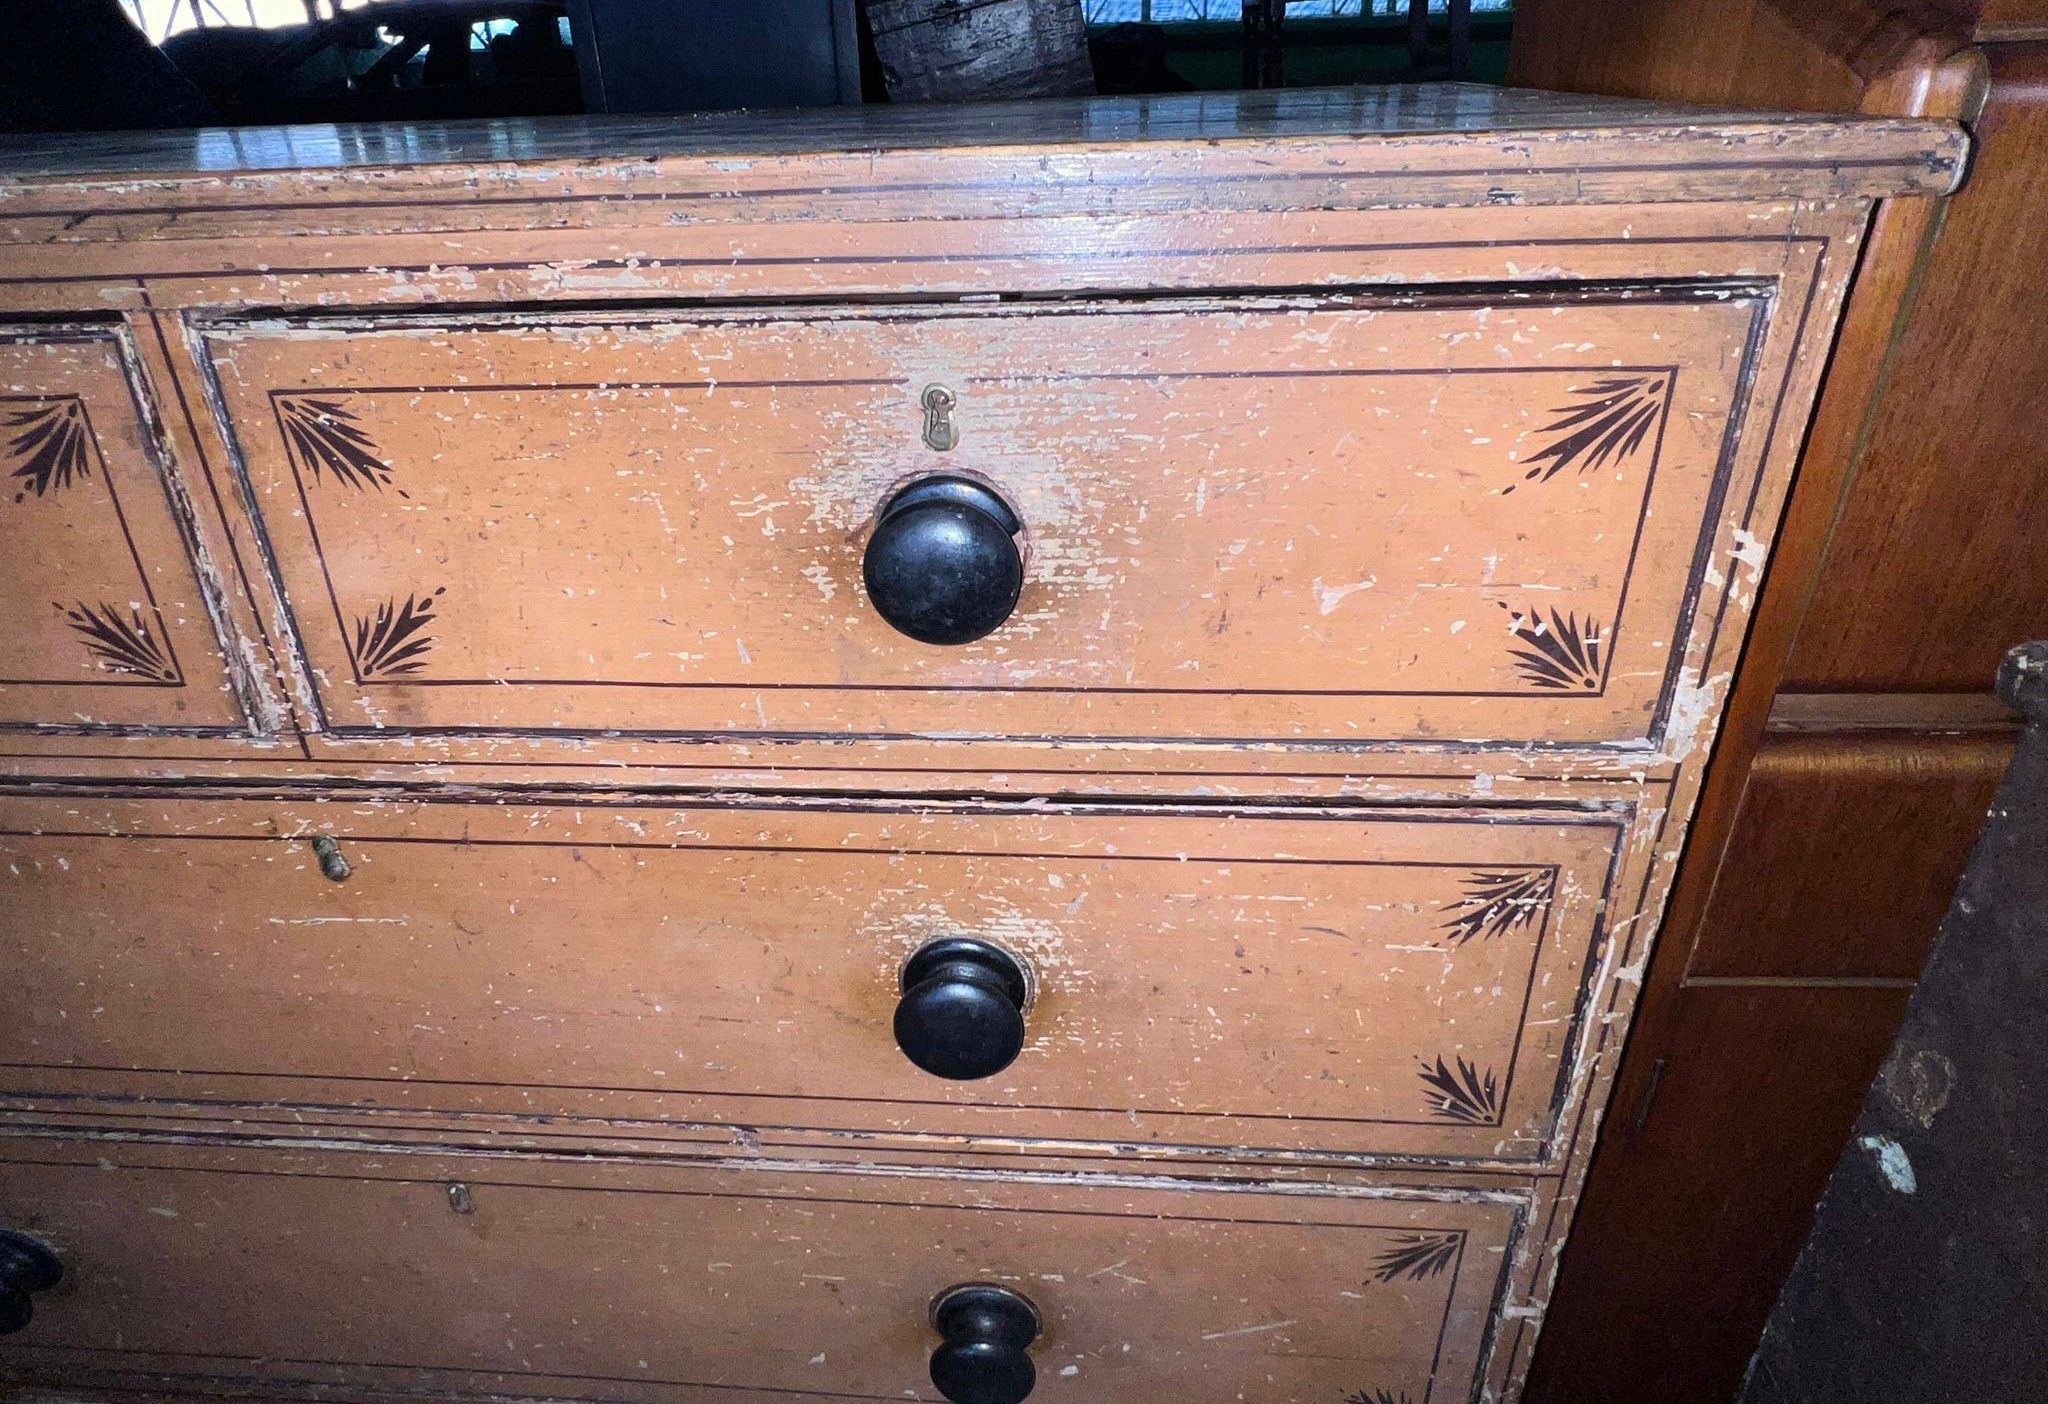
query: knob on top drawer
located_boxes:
[198,288,1759,752]
[864,477,1025,645]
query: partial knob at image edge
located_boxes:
[929,1283,1042,1404]
[0,1230,62,1335]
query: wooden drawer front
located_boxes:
[0,795,1621,1165]
[0,1145,1518,1404]
[203,289,1756,750]
[0,324,246,735]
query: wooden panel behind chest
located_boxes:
[202,291,1755,748]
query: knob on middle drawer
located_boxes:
[863,476,1023,645]
[893,938,1028,1081]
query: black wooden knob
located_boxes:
[863,477,1023,645]
[894,938,1028,1081]
[929,1284,1040,1404]
[0,1231,62,1336]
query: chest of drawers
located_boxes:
[0,88,1963,1403]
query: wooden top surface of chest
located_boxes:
[0,83,1964,217]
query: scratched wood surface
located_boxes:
[0,195,1854,784]
[199,292,1753,747]
[0,84,1964,192]
[0,1140,1519,1404]
[0,88,1966,1404]
[0,794,1621,1165]
[0,326,246,735]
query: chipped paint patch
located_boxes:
[1857,1135,1918,1194]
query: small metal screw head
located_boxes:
[312,836,351,883]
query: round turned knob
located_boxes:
[929,1283,1041,1404]
[894,938,1029,1082]
[0,1231,62,1336]
[863,477,1023,645]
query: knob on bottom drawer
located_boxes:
[930,1284,1041,1404]
[0,1230,62,1335]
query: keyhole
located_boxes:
[921,384,959,452]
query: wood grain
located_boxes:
[1519,982,1913,1404]
[1767,689,2019,730]
[1686,731,2014,979]
[1511,0,1976,110]
[0,84,1964,189]
[0,189,1863,786]
[0,792,1619,1166]
[0,84,1955,1404]
[0,324,249,735]
[0,1142,1515,1404]
[1508,12,2005,1401]
[1976,0,2048,30]
[1785,43,2048,690]
[198,292,1753,749]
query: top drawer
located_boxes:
[203,288,1759,750]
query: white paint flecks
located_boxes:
[1858,1135,1918,1194]
[1728,526,1770,581]
[1200,1319,1297,1341]
[1656,665,1729,764]
[1312,575,1377,616]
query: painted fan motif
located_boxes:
[5,398,92,499]
[1420,1054,1501,1125]
[351,588,443,681]
[277,395,399,492]
[1442,868,1558,947]
[1370,1232,1462,1284]
[1509,374,1668,490]
[1343,1390,1416,1404]
[1504,604,1605,691]
[63,601,177,682]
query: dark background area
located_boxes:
[0,0,1511,135]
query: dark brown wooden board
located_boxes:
[1522,982,1914,1404]
[1740,649,2048,1402]
[1686,732,2014,980]
[1505,5,2043,1400]
[1785,44,2048,692]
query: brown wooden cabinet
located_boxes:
[1511,5,2047,1401]
[0,90,1961,1403]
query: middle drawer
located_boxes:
[0,794,1622,1166]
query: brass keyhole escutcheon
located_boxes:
[921,384,959,452]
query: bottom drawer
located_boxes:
[0,1141,1518,1404]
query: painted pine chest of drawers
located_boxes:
[0,87,1963,1403]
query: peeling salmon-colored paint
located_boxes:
[0,85,1960,1404]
